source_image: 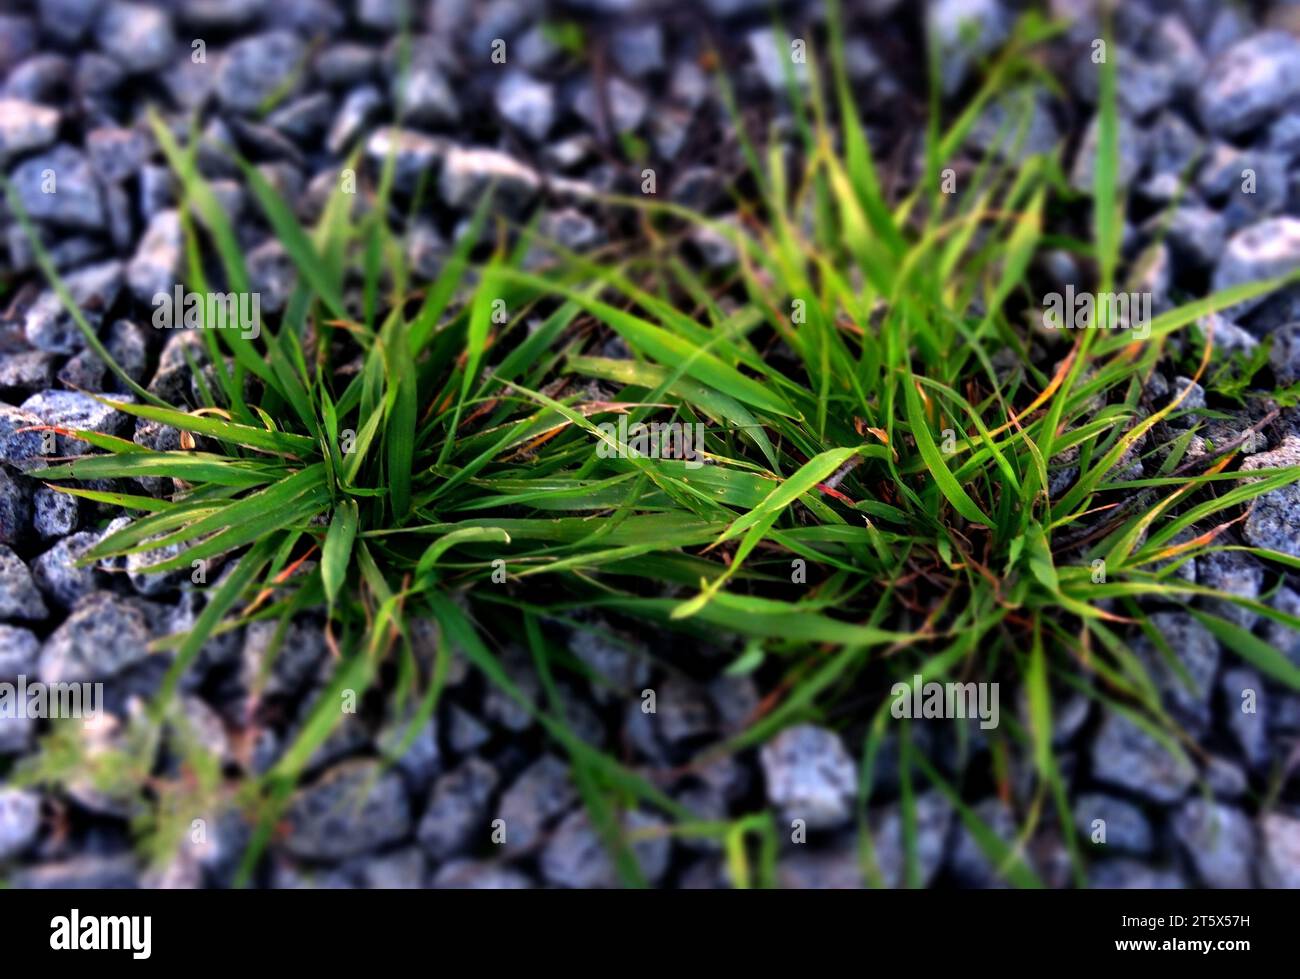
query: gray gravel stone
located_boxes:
[217,32,305,113]
[21,390,133,456]
[494,71,555,142]
[240,619,327,700]
[1074,793,1153,854]
[283,760,413,861]
[1223,668,1269,771]
[0,545,48,621]
[570,627,649,703]
[391,64,458,126]
[1091,711,1195,803]
[126,209,182,304]
[432,859,534,888]
[326,85,382,156]
[969,89,1060,161]
[1172,799,1254,888]
[0,98,59,165]
[378,716,442,791]
[611,24,665,79]
[38,590,151,683]
[446,704,491,754]
[85,126,149,184]
[928,0,1011,95]
[759,724,857,830]
[1198,31,1300,137]
[440,144,540,214]
[416,756,498,860]
[540,808,670,888]
[1071,112,1143,193]
[1243,481,1300,557]
[0,403,48,471]
[11,854,138,889]
[33,487,77,539]
[32,531,102,609]
[357,0,406,31]
[0,16,37,76]
[0,470,32,545]
[495,754,577,855]
[315,45,379,87]
[23,260,122,354]
[365,127,440,191]
[948,797,1018,887]
[10,144,106,234]
[870,789,953,887]
[1265,586,1300,669]
[1196,551,1262,629]
[96,1,175,73]
[572,77,648,135]
[1089,859,1185,889]
[0,624,40,677]
[1260,813,1300,888]
[1165,205,1226,270]
[2,54,70,103]
[1213,217,1300,318]
[0,352,56,402]
[0,788,40,860]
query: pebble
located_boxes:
[38,590,152,683]
[0,470,32,545]
[23,260,123,354]
[1260,813,1300,888]
[0,788,41,860]
[494,71,555,142]
[1171,799,1255,888]
[96,1,175,74]
[439,144,540,214]
[759,724,857,830]
[1243,481,1300,557]
[416,757,498,860]
[0,546,47,622]
[1091,711,1194,803]
[216,32,305,113]
[283,760,413,861]
[0,623,40,677]
[33,486,77,539]
[9,144,105,231]
[21,389,134,456]
[432,859,534,889]
[1073,793,1153,854]
[1197,31,1300,137]
[1213,217,1300,317]
[869,790,953,887]
[32,532,105,609]
[0,351,56,401]
[495,754,577,855]
[540,808,670,888]
[1196,550,1262,629]
[0,97,59,165]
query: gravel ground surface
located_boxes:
[2,0,1300,888]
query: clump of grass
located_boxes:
[8,5,1300,887]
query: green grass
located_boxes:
[8,6,1300,887]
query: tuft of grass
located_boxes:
[10,6,1300,887]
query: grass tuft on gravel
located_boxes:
[9,6,1300,887]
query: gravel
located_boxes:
[1171,799,1255,888]
[284,760,412,862]
[759,724,858,830]
[38,590,152,683]
[0,788,41,861]
[0,545,49,621]
[416,757,498,860]
[1090,711,1195,804]
[540,809,670,888]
